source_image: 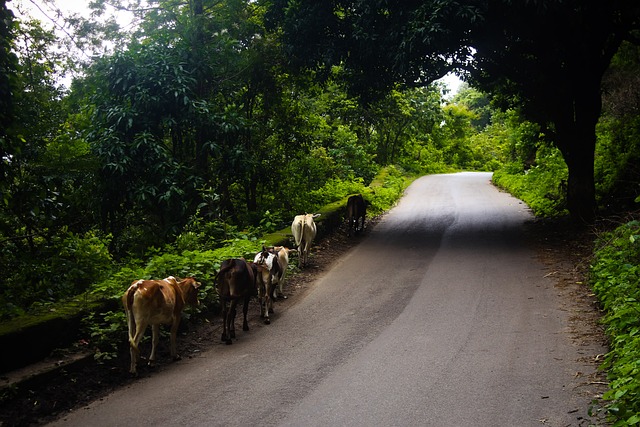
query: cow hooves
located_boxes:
[268,308,274,314]
[173,355,182,362]
[264,318,270,325]
[243,325,249,332]
[225,339,233,345]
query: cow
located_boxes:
[248,261,274,324]
[123,276,201,375]
[254,246,285,298]
[291,213,321,268]
[346,194,366,236]
[215,258,255,344]
[271,246,294,299]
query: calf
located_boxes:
[216,258,255,344]
[346,194,366,236]
[123,276,201,375]
[291,213,321,268]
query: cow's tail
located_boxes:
[124,281,141,350]
[215,260,237,293]
[292,219,303,247]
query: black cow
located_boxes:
[215,258,255,344]
[346,194,366,236]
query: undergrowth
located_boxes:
[591,219,640,425]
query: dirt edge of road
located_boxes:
[0,215,610,426]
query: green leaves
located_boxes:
[591,221,640,424]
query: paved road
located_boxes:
[50,172,603,426]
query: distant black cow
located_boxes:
[346,194,366,236]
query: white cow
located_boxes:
[291,213,321,268]
[272,246,294,299]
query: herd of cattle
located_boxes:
[122,195,367,374]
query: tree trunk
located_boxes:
[558,133,596,223]
[554,75,601,224]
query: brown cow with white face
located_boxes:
[123,276,201,375]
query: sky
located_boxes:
[437,73,465,98]
[9,0,133,30]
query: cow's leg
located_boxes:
[299,240,305,268]
[126,310,138,374]
[267,275,274,314]
[263,279,271,324]
[242,295,250,330]
[221,301,232,344]
[169,318,181,361]
[258,277,266,318]
[229,301,237,339]
[149,324,160,365]
[273,271,286,300]
[302,241,309,267]
[129,320,147,374]
[271,276,278,301]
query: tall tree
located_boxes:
[0,0,18,204]
[266,0,640,222]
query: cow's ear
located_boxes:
[313,213,321,218]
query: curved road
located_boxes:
[51,172,603,426]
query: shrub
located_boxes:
[591,220,640,424]
[492,145,568,217]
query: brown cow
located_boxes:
[123,276,201,375]
[216,258,255,344]
[346,194,366,236]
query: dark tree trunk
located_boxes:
[553,72,602,224]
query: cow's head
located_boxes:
[180,277,201,306]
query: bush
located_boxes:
[591,220,640,425]
[492,144,568,217]
[0,230,114,319]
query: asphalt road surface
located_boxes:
[50,172,603,427]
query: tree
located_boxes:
[267,0,640,222]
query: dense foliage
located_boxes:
[591,221,640,425]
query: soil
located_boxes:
[0,215,610,427]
